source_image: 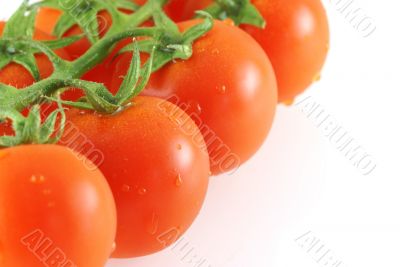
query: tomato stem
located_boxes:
[201,0,266,28]
[0,0,213,145]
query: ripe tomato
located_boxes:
[0,145,116,267]
[111,20,278,175]
[62,96,210,258]
[0,21,70,88]
[241,0,330,102]
[176,0,330,102]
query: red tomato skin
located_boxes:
[112,20,278,175]
[179,0,213,21]
[241,0,330,102]
[0,145,116,267]
[62,96,210,258]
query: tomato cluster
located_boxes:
[0,0,329,265]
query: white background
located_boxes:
[1,0,400,266]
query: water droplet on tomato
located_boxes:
[175,175,183,187]
[188,100,202,114]
[42,189,52,195]
[212,48,220,55]
[217,85,227,94]
[138,187,147,195]
[146,212,159,235]
[79,110,86,115]
[313,73,321,82]
[111,242,117,253]
[196,104,202,113]
[121,184,131,192]
[30,175,45,184]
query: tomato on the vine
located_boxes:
[241,0,330,102]
[0,21,70,88]
[35,6,149,91]
[0,145,116,267]
[62,96,210,258]
[173,0,330,102]
[112,19,278,175]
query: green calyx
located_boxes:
[202,0,266,28]
[0,104,65,147]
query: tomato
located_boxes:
[111,20,277,175]
[241,0,330,102]
[61,96,210,258]
[0,21,70,89]
[176,0,330,102]
[183,0,330,102]
[0,145,116,267]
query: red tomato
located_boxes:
[0,145,116,267]
[241,0,330,102]
[61,96,210,258]
[177,0,330,102]
[111,20,278,175]
[0,21,70,88]
[33,7,61,36]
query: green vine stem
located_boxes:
[0,0,214,146]
[200,0,265,28]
